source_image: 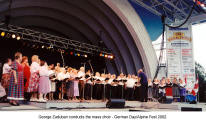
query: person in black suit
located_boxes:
[138,69,148,102]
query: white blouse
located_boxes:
[2,63,11,74]
[126,78,135,88]
[39,66,49,77]
[30,62,40,74]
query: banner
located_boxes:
[166,24,196,91]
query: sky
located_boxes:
[153,22,206,71]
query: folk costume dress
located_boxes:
[7,61,24,100]
[27,62,40,92]
[1,63,11,91]
[39,66,51,94]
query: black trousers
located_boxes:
[140,85,148,102]
[105,84,111,99]
[117,85,124,99]
[126,88,134,100]
[95,84,103,100]
[134,86,141,101]
[84,83,92,100]
[111,86,118,99]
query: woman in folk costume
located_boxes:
[153,78,159,99]
[27,55,40,101]
[48,64,56,100]
[165,78,173,98]
[1,58,12,94]
[21,56,31,101]
[172,78,180,102]
[78,67,85,100]
[179,78,186,102]
[147,79,153,101]
[73,69,79,100]
[158,79,166,102]
[38,61,51,102]
[67,68,75,100]
[0,82,6,102]
[7,52,24,106]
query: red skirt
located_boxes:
[166,87,173,96]
[27,72,39,92]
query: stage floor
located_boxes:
[0,100,205,111]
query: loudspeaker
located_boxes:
[181,107,202,111]
[106,99,125,108]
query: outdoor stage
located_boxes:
[0,100,205,111]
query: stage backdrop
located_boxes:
[166,23,196,91]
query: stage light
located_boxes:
[100,53,102,56]
[74,53,77,56]
[70,52,73,55]
[77,53,80,56]
[16,36,21,40]
[84,55,88,58]
[110,55,114,59]
[105,55,108,58]
[42,45,45,48]
[1,32,5,37]
[12,34,16,39]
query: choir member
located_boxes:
[67,68,75,100]
[84,70,92,100]
[153,78,159,99]
[172,78,180,102]
[165,78,173,97]
[133,77,141,101]
[179,78,186,102]
[105,74,112,100]
[100,74,106,100]
[56,68,67,99]
[1,58,12,94]
[117,73,125,99]
[27,55,40,102]
[21,56,31,101]
[138,69,148,102]
[73,69,79,100]
[125,74,135,100]
[147,79,153,101]
[48,65,56,100]
[93,72,101,99]
[7,52,24,106]
[110,74,118,98]
[38,61,51,102]
[158,79,166,102]
[0,83,6,101]
[65,68,72,100]
[78,67,85,100]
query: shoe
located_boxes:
[30,98,35,102]
[38,98,46,103]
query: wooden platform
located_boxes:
[29,100,180,110]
